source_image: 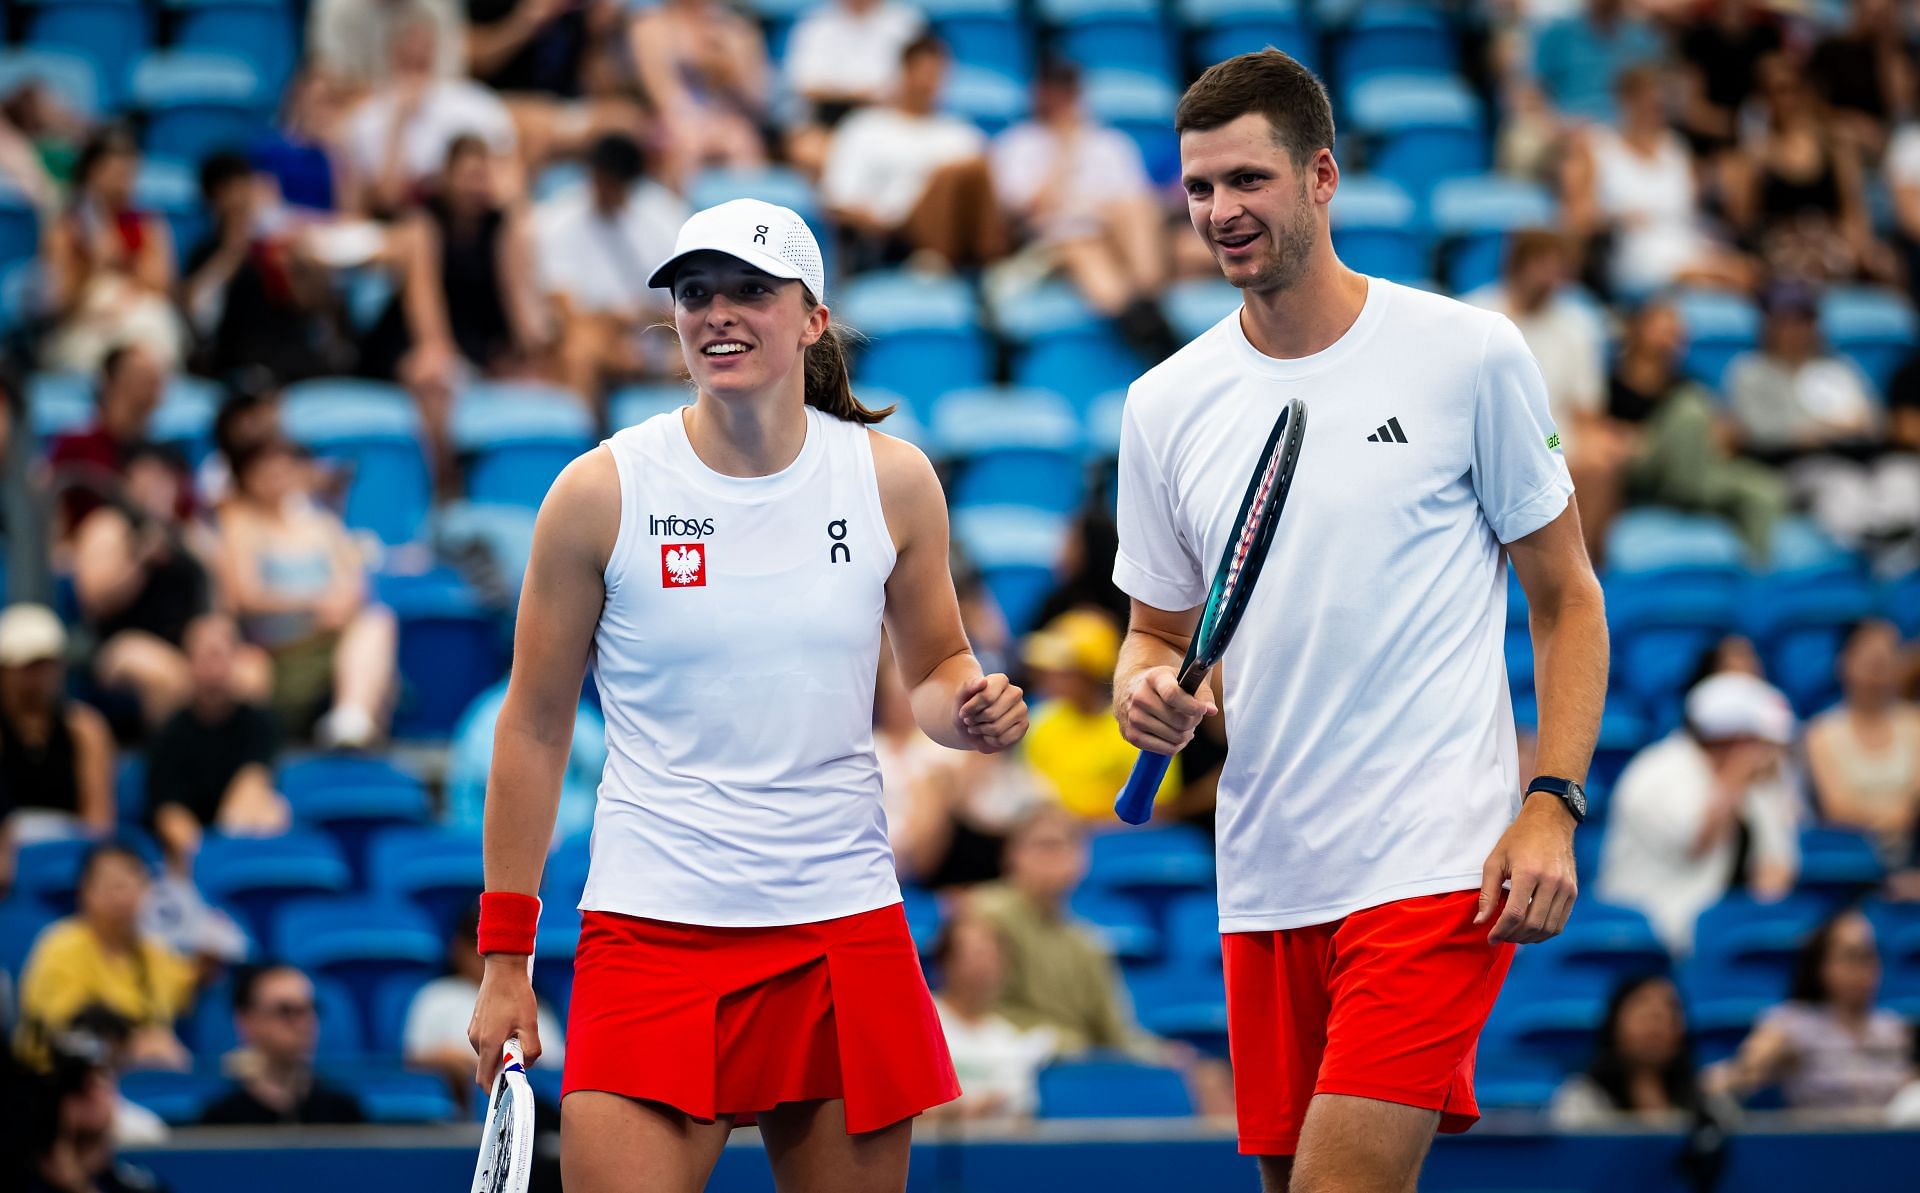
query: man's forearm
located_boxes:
[1528,587,1608,783]
[1112,628,1185,721]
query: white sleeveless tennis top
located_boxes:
[579,404,903,927]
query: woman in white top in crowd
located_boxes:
[467,199,1027,1193]
[1808,619,1920,864]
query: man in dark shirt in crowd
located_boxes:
[46,345,178,538]
[1886,346,1920,452]
[200,964,365,1125]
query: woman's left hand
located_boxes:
[955,674,1027,754]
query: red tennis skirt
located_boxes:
[560,901,960,1133]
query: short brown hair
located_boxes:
[1175,50,1335,166]
[1504,227,1572,275]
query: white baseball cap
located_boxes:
[647,199,827,302]
[1685,672,1795,745]
[0,604,68,668]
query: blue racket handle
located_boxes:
[1114,750,1174,825]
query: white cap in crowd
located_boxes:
[648,199,827,302]
[1685,672,1795,746]
[0,604,68,668]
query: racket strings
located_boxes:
[1217,428,1289,607]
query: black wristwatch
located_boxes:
[1526,776,1587,825]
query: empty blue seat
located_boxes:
[1086,825,1215,896]
[1038,1056,1193,1118]
[0,902,57,982]
[454,383,596,510]
[541,835,592,908]
[996,283,1142,411]
[1795,827,1884,898]
[10,838,108,913]
[940,63,1032,134]
[1473,1056,1564,1110]
[1527,900,1670,982]
[1740,567,1875,715]
[1162,890,1223,970]
[926,0,1033,86]
[1044,0,1177,83]
[195,831,352,944]
[1123,968,1230,1054]
[0,180,39,284]
[1605,566,1741,711]
[1081,71,1180,184]
[132,156,206,270]
[1086,390,1126,457]
[1330,175,1427,283]
[949,505,1070,633]
[1605,509,1750,574]
[1819,287,1916,394]
[1688,894,1828,1000]
[366,826,485,937]
[901,883,944,954]
[1883,569,1920,638]
[0,49,101,120]
[445,680,605,840]
[282,381,431,547]
[934,387,1084,512]
[369,970,436,1056]
[1688,995,1769,1067]
[1480,992,1607,1073]
[167,0,298,99]
[275,897,444,1028]
[376,566,512,741]
[842,271,992,406]
[1182,0,1316,73]
[532,905,581,1012]
[1347,75,1486,202]
[1333,6,1457,87]
[687,166,821,227]
[27,372,96,440]
[608,382,693,431]
[1673,290,1760,393]
[131,53,266,165]
[1430,175,1557,294]
[23,0,150,110]
[151,375,223,466]
[119,1070,233,1126]
[340,1068,460,1124]
[278,755,432,874]
[1163,278,1241,345]
[1069,889,1162,968]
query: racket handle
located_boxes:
[1114,751,1174,825]
[501,1036,524,1073]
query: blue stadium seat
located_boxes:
[1605,509,1749,574]
[369,971,436,1056]
[1085,825,1215,897]
[1883,569,1920,638]
[1430,175,1558,294]
[1473,1056,1564,1111]
[1069,889,1162,969]
[375,566,512,741]
[9,838,113,914]
[925,0,1033,85]
[0,180,40,286]
[195,831,353,944]
[1123,968,1230,1055]
[608,382,693,431]
[151,375,223,467]
[940,63,1032,135]
[27,372,96,439]
[131,53,266,166]
[862,388,932,450]
[1348,75,1486,202]
[188,973,363,1061]
[1687,894,1829,1001]
[1330,176,1426,283]
[275,898,444,1029]
[997,282,1142,412]
[279,755,432,880]
[22,0,150,110]
[1688,995,1770,1067]
[136,157,207,273]
[841,271,991,407]
[1588,698,1654,816]
[1081,71,1180,184]
[1506,623,1534,693]
[1673,290,1760,393]
[167,0,299,98]
[901,884,944,954]
[1180,0,1316,74]
[541,836,592,909]
[453,382,596,510]
[1795,827,1884,900]
[934,387,1084,512]
[1043,0,1177,83]
[1764,516,1859,576]
[336,1068,460,1124]
[1331,5,1457,88]
[687,166,821,227]
[0,903,57,983]
[949,505,1070,633]
[1604,564,1741,714]
[444,680,605,841]
[1819,287,1916,394]
[119,1070,233,1126]
[1527,900,1670,983]
[1740,566,1875,716]
[1162,890,1223,970]
[532,905,581,1013]
[1086,390,1126,458]
[1163,278,1241,344]
[1480,992,1607,1073]
[366,826,485,938]
[281,380,432,547]
[0,260,43,342]
[1038,1055,1194,1118]
[0,49,101,121]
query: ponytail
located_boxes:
[803,298,892,425]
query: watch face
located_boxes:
[1566,782,1588,817]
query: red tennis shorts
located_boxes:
[561,901,959,1132]
[1222,890,1513,1156]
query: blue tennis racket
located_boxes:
[1114,397,1308,825]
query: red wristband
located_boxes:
[477,891,541,956]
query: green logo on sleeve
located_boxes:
[1546,431,1562,451]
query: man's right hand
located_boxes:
[1116,666,1217,755]
[468,954,543,1088]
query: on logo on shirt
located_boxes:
[662,543,706,587]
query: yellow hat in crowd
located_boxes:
[1021,610,1121,681]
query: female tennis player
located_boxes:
[467,198,1026,1192]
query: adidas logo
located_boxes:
[1366,417,1409,444]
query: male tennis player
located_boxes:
[1112,52,1609,1192]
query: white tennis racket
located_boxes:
[471,1037,534,1193]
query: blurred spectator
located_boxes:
[214,440,396,747]
[0,605,115,839]
[14,843,195,1071]
[954,559,1013,679]
[144,614,289,859]
[12,1028,172,1193]
[1605,300,1787,560]
[1724,55,1897,287]
[0,80,80,214]
[309,0,466,94]
[1560,66,1753,300]
[1597,672,1801,953]
[1550,974,1701,1127]
[1886,346,1920,452]
[990,60,1175,363]
[533,133,687,401]
[785,0,926,119]
[45,345,178,538]
[362,136,548,471]
[404,902,565,1111]
[966,806,1156,1056]
[1467,229,1606,450]
[1891,86,1920,307]
[823,36,1007,270]
[250,67,353,213]
[468,0,620,98]
[1708,908,1915,1116]
[39,127,187,374]
[183,154,357,386]
[201,965,366,1125]
[629,0,771,180]
[1674,0,1783,160]
[200,388,284,511]
[1727,281,1880,458]
[56,1007,169,1147]
[1021,610,1177,819]
[1689,633,1768,689]
[1807,620,1920,863]
[1031,509,1129,632]
[927,914,1057,1121]
[1530,0,1667,125]
[341,13,518,217]
[877,641,973,883]
[1805,0,1911,158]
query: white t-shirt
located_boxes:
[990,120,1149,240]
[1596,731,1801,954]
[1885,125,1920,190]
[533,183,689,314]
[1466,283,1605,433]
[403,975,566,1067]
[344,80,517,189]
[935,999,1058,1117]
[821,107,984,226]
[1113,280,1574,932]
[785,1,925,102]
[1588,127,1708,295]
